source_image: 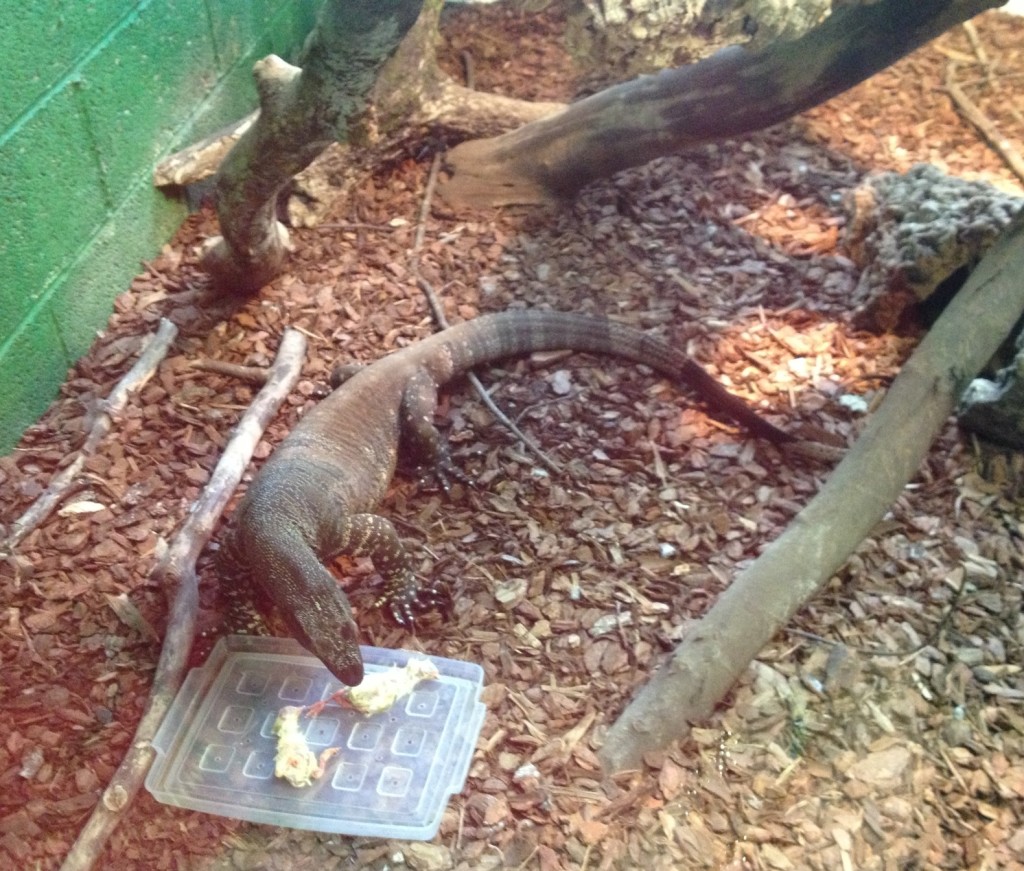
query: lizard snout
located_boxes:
[288,593,365,686]
[313,615,365,687]
[328,649,364,686]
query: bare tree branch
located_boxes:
[201,1,422,294]
[598,212,1024,773]
[60,329,307,871]
[189,358,270,385]
[439,0,1001,208]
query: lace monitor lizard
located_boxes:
[223,310,796,686]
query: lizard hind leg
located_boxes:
[398,368,470,493]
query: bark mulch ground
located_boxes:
[2,7,1023,870]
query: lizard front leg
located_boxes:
[325,512,425,626]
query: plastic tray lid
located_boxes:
[146,635,486,839]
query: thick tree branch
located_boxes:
[181,1,998,238]
[598,211,1024,773]
[202,0,422,294]
[60,330,307,871]
[439,0,1002,208]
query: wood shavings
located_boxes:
[2,6,1023,870]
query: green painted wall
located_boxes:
[0,0,323,454]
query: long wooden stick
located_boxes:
[2,319,178,555]
[60,329,307,871]
[946,62,1024,184]
[599,212,1024,773]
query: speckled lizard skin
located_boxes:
[223,310,794,685]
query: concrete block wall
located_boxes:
[0,0,322,454]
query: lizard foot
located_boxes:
[414,455,472,495]
[377,576,451,627]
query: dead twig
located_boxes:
[960,21,997,90]
[411,151,443,263]
[60,328,308,871]
[317,221,402,232]
[410,154,454,329]
[1,319,178,555]
[945,62,1024,184]
[415,273,450,329]
[953,70,1024,90]
[189,358,269,385]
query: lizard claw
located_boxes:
[416,456,472,495]
[437,455,473,491]
[411,579,451,616]
[377,575,450,626]
[385,590,418,627]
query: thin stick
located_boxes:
[60,328,307,871]
[2,319,178,554]
[412,151,442,260]
[411,153,562,474]
[416,273,450,328]
[946,62,1024,184]
[189,358,269,384]
[317,221,400,232]
[418,276,564,476]
[960,21,997,90]
[599,213,1024,773]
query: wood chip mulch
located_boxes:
[2,7,1023,870]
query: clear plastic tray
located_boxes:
[146,635,485,839]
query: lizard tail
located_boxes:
[437,310,794,445]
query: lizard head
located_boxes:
[286,596,365,686]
